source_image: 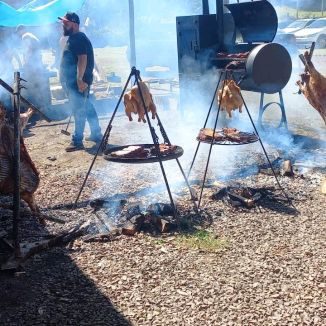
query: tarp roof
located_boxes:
[0,0,85,27]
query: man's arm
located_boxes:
[77,54,88,92]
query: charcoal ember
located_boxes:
[147,203,174,216]
[211,188,228,200]
[156,217,170,233]
[90,199,108,209]
[121,222,138,236]
[90,199,127,210]
[126,204,143,218]
[128,214,145,227]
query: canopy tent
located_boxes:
[0,0,85,26]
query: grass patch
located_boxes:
[174,230,229,252]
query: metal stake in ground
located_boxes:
[13,72,23,257]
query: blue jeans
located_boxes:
[66,85,101,144]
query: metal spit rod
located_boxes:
[0,78,51,122]
[13,72,22,257]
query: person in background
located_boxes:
[16,25,48,125]
[16,25,43,71]
[58,12,102,152]
[0,27,22,112]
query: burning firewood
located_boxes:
[282,160,294,177]
[296,51,326,124]
[123,81,157,123]
[216,80,243,118]
[0,103,41,223]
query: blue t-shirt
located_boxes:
[60,32,94,87]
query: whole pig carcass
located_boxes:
[216,80,243,118]
[0,103,42,222]
[296,51,326,124]
[124,81,157,123]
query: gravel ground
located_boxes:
[0,105,325,325]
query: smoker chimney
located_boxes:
[202,0,209,15]
[216,0,224,48]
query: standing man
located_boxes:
[58,12,102,152]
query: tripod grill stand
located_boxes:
[75,67,197,220]
[188,69,293,209]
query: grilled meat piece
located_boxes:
[222,127,239,135]
[225,60,246,70]
[124,81,157,123]
[111,145,148,158]
[217,52,250,59]
[216,80,243,118]
[150,144,177,156]
[198,128,224,142]
[297,51,326,124]
[0,103,41,222]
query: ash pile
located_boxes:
[87,198,185,241]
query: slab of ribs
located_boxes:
[297,51,326,125]
[198,127,257,143]
[111,144,177,159]
[0,103,40,219]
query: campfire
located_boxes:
[211,186,287,209]
[88,198,179,239]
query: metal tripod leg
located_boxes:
[198,72,227,209]
[156,114,198,212]
[134,73,179,222]
[239,91,293,206]
[74,68,135,206]
[187,71,224,179]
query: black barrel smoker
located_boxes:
[176,0,292,127]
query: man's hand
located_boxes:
[77,79,88,93]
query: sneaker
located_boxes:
[65,142,84,152]
[85,134,103,142]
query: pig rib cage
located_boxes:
[187,68,293,209]
[75,67,198,221]
[0,74,25,259]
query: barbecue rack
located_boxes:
[197,131,259,146]
[75,67,198,220]
[104,144,184,164]
[188,69,293,209]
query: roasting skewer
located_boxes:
[0,78,52,122]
